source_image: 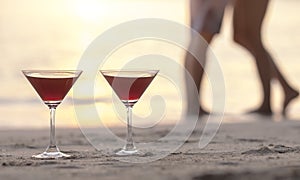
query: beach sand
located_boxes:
[1,115,300,180]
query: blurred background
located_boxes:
[0,0,299,129]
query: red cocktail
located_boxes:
[23,70,82,159]
[102,71,157,106]
[100,70,159,155]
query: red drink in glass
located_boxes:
[103,75,156,101]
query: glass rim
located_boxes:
[22,70,82,75]
[100,69,159,74]
[22,70,83,73]
[22,70,83,78]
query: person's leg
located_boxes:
[185,33,213,115]
[233,0,272,114]
[185,0,227,115]
[233,0,298,115]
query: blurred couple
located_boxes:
[185,0,298,116]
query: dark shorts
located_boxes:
[190,0,230,34]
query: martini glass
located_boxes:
[22,70,82,159]
[100,70,159,155]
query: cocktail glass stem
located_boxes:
[124,106,136,151]
[46,107,59,152]
[31,103,71,159]
[116,104,137,155]
[32,103,71,159]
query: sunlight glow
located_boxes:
[74,0,108,22]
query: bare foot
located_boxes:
[199,106,209,116]
[246,108,273,116]
[283,88,299,116]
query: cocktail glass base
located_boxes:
[32,146,71,159]
[116,147,138,156]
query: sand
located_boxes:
[1,115,300,180]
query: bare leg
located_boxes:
[233,0,298,115]
[266,52,299,115]
[185,0,227,116]
[185,33,214,115]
